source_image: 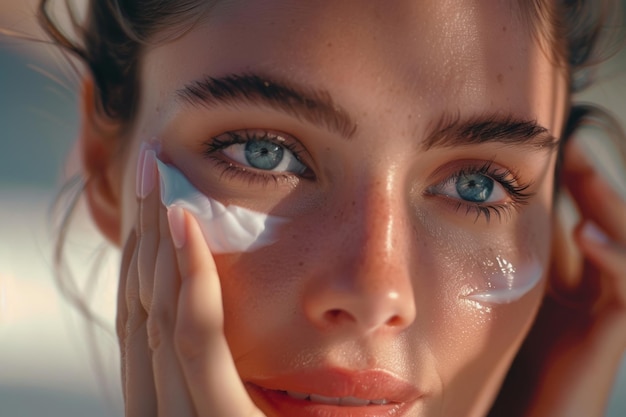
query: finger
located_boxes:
[124,229,158,417]
[116,230,137,402]
[562,140,626,242]
[577,221,626,295]
[137,146,160,312]
[148,193,195,416]
[169,207,263,417]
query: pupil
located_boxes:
[245,140,284,170]
[456,174,494,202]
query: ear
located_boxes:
[80,76,124,246]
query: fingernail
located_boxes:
[581,221,610,245]
[147,137,162,155]
[135,142,148,198]
[168,206,186,249]
[140,149,157,199]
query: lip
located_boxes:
[246,368,423,417]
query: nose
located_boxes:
[302,183,417,334]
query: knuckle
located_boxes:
[139,283,153,313]
[126,285,141,314]
[125,306,145,337]
[146,304,175,353]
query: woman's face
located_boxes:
[115,0,567,415]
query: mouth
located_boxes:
[267,388,391,405]
[246,368,422,417]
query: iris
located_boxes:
[455,173,494,202]
[245,140,284,170]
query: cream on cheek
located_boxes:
[156,159,287,253]
[455,244,544,308]
[464,255,543,304]
[420,216,545,310]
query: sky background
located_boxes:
[0,2,625,417]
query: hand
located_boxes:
[489,139,626,417]
[116,147,266,417]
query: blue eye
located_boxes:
[455,173,494,203]
[428,162,518,210]
[220,135,307,175]
[426,161,535,222]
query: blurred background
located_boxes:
[0,1,625,417]
[0,1,121,416]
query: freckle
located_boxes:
[497,73,503,84]
[351,200,356,206]
[327,41,332,47]
[298,261,304,267]
[502,25,507,32]
[508,65,514,71]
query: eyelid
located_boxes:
[207,129,300,152]
[202,128,316,184]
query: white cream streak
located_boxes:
[156,160,287,253]
[465,256,543,304]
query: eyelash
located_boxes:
[428,161,534,223]
[202,130,312,186]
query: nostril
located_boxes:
[322,308,405,329]
[323,309,356,324]
[386,315,404,327]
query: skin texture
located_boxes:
[78,1,626,416]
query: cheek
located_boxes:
[216,220,319,357]
[412,204,549,409]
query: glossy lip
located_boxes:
[246,368,423,417]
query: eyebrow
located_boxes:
[177,74,559,152]
[422,111,559,151]
[176,73,358,139]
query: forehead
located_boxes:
[142,0,566,133]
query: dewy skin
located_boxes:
[156,160,287,253]
[464,256,543,304]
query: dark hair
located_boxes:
[38,0,211,129]
[38,0,624,129]
[37,0,625,322]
